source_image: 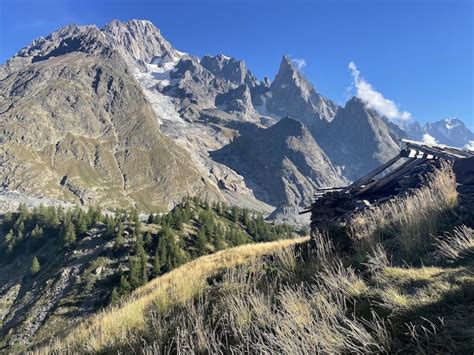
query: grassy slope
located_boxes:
[38,166,474,353]
[38,237,309,353]
[0,199,295,351]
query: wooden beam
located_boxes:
[402,140,465,160]
[358,158,428,196]
[354,157,419,196]
[348,153,403,193]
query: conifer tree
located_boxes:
[129,257,142,289]
[62,218,76,248]
[196,229,208,255]
[118,274,131,295]
[147,213,154,224]
[110,287,121,305]
[115,224,125,249]
[152,250,161,276]
[30,256,40,276]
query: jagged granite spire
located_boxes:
[265,55,339,137]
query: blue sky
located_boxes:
[0,0,472,128]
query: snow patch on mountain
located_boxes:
[134,59,184,124]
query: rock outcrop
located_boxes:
[211,117,346,207]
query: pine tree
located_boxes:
[231,206,240,223]
[129,257,142,289]
[153,213,161,225]
[147,213,154,224]
[31,225,43,240]
[196,229,208,255]
[115,224,125,249]
[152,250,161,276]
[30,256,40,276]
[118,274,131,295]
[62,218,76,248]
[110,287,121,305]
[213,224,225,251]
[242,208,251,226]
[75,210,89,236]
[104,215,116,239]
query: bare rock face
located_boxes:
[211,117,346,207]
[215,84,255,115]
[0,25,222,210]
[102,19,181,66]
[200,54,258,87]
[0,18,413,213]
[318,97,401,181]
[265,56,339,136]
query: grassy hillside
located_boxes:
[36,166,473,353]
[0,198,297,351]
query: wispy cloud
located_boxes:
[291,58,306,70]
[422,133,437,145]
[348,62,411,122]
[464,140,474,151]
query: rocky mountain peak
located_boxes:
[265,55,339,136]
[271,55,313,101]
[215,84,255,115]
[12,24,107,64]
[318,96,401,180]
[102,19,181,65]
[200,54,257,87]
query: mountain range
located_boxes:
[0,19,472,219]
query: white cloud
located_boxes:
[348,61,412,122]
[422,133,437,145]
[291,58,306,70]
[464,140,474,151]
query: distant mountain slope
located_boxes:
[318,97,401,181]
[402,118,473,149]
[211,117,346,206]
[1,18,470,213]
[0,24,221,210]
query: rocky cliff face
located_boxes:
[264,56,339,136]
[318,97,401,181]
[2,18,443,213]
[0,23,223,210]
[211,117,346,206]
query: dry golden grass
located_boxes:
[349,163,457,262]
[39,237,308,353]
[434,225,474,263]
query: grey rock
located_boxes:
[211,117,346,207]
[265,55,339,136]
[318,97,401,181]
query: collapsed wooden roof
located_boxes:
[303,139,474,230]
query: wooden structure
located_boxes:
[302,139,474,232]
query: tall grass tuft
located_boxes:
[434,225,474,263]
[349,163,457,263]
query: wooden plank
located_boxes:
[402,140,465,160]
[348,153,403,193]
[361,158,428,195]
[354,157,419,196]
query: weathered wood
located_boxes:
[306,140,474,234]
[349,152,403,193]
[353,157,417,196]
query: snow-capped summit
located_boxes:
[423,117,474,148]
